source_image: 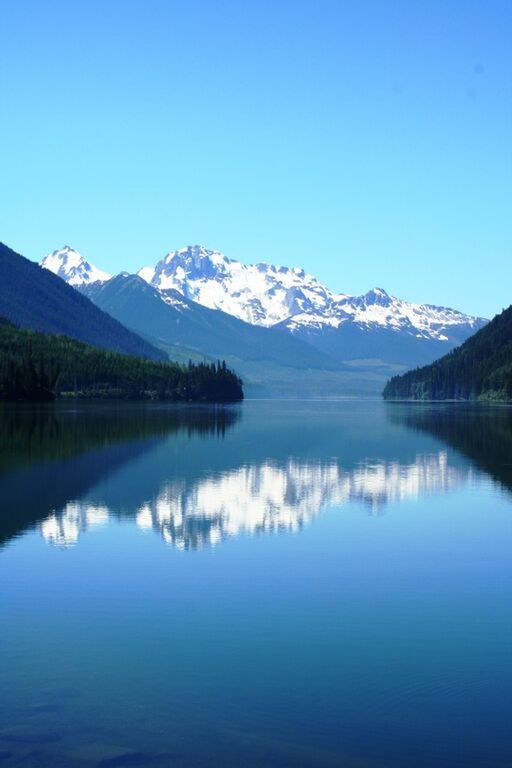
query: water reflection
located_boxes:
[0,403,240,546]
[2,401,510,551]
[40,503,110,547]
[0,402,239,475]
[39,451,473,549]
[3,401,512,768]
[387,402,512,493]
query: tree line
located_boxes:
[383,304,512,401]
[0,318,243,402]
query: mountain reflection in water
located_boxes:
[2,400,510,551]
[40,451,473,549]
[2,400,511,768]
[0,403,240,546]
[387,402,512,493]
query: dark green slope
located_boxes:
[0,320,243,402]
[0,242,165,360]
[383,304,512,401]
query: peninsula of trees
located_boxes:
[0,319,243,402]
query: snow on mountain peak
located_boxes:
[162,245,230,272]
[355,287,393,308]
[41,246,111,286]
[138,265,156,284]
[137,244,486,341]
[42,241,486,345]
[368,287,389,298]
[139,245,334,327]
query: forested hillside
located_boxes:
[81,273,346,370]
[0,242,164,360]
[0,320,243,402]
[383,304,512,401]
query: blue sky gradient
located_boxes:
[1,0,511,317]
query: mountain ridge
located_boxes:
[1,242,165,360]
[43,244,487,343]
[41,243,489,395]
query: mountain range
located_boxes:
[138,245,482,344]
[42,244,487,395]
[41,245,487,394]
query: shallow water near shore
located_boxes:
[1,399,511,767]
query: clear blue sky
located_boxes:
[1,0,511,318]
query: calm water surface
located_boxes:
[1,400,511,767]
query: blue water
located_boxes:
[1,400,511,767]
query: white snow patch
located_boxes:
[41,246,111,286]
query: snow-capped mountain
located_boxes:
[283,287,483,341]
[138,244,338,327]
[42,243,485,346]
[41,246,111,286]
[138,245,486,342]
[41,243,488,393]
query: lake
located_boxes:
[1,400,511,767]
